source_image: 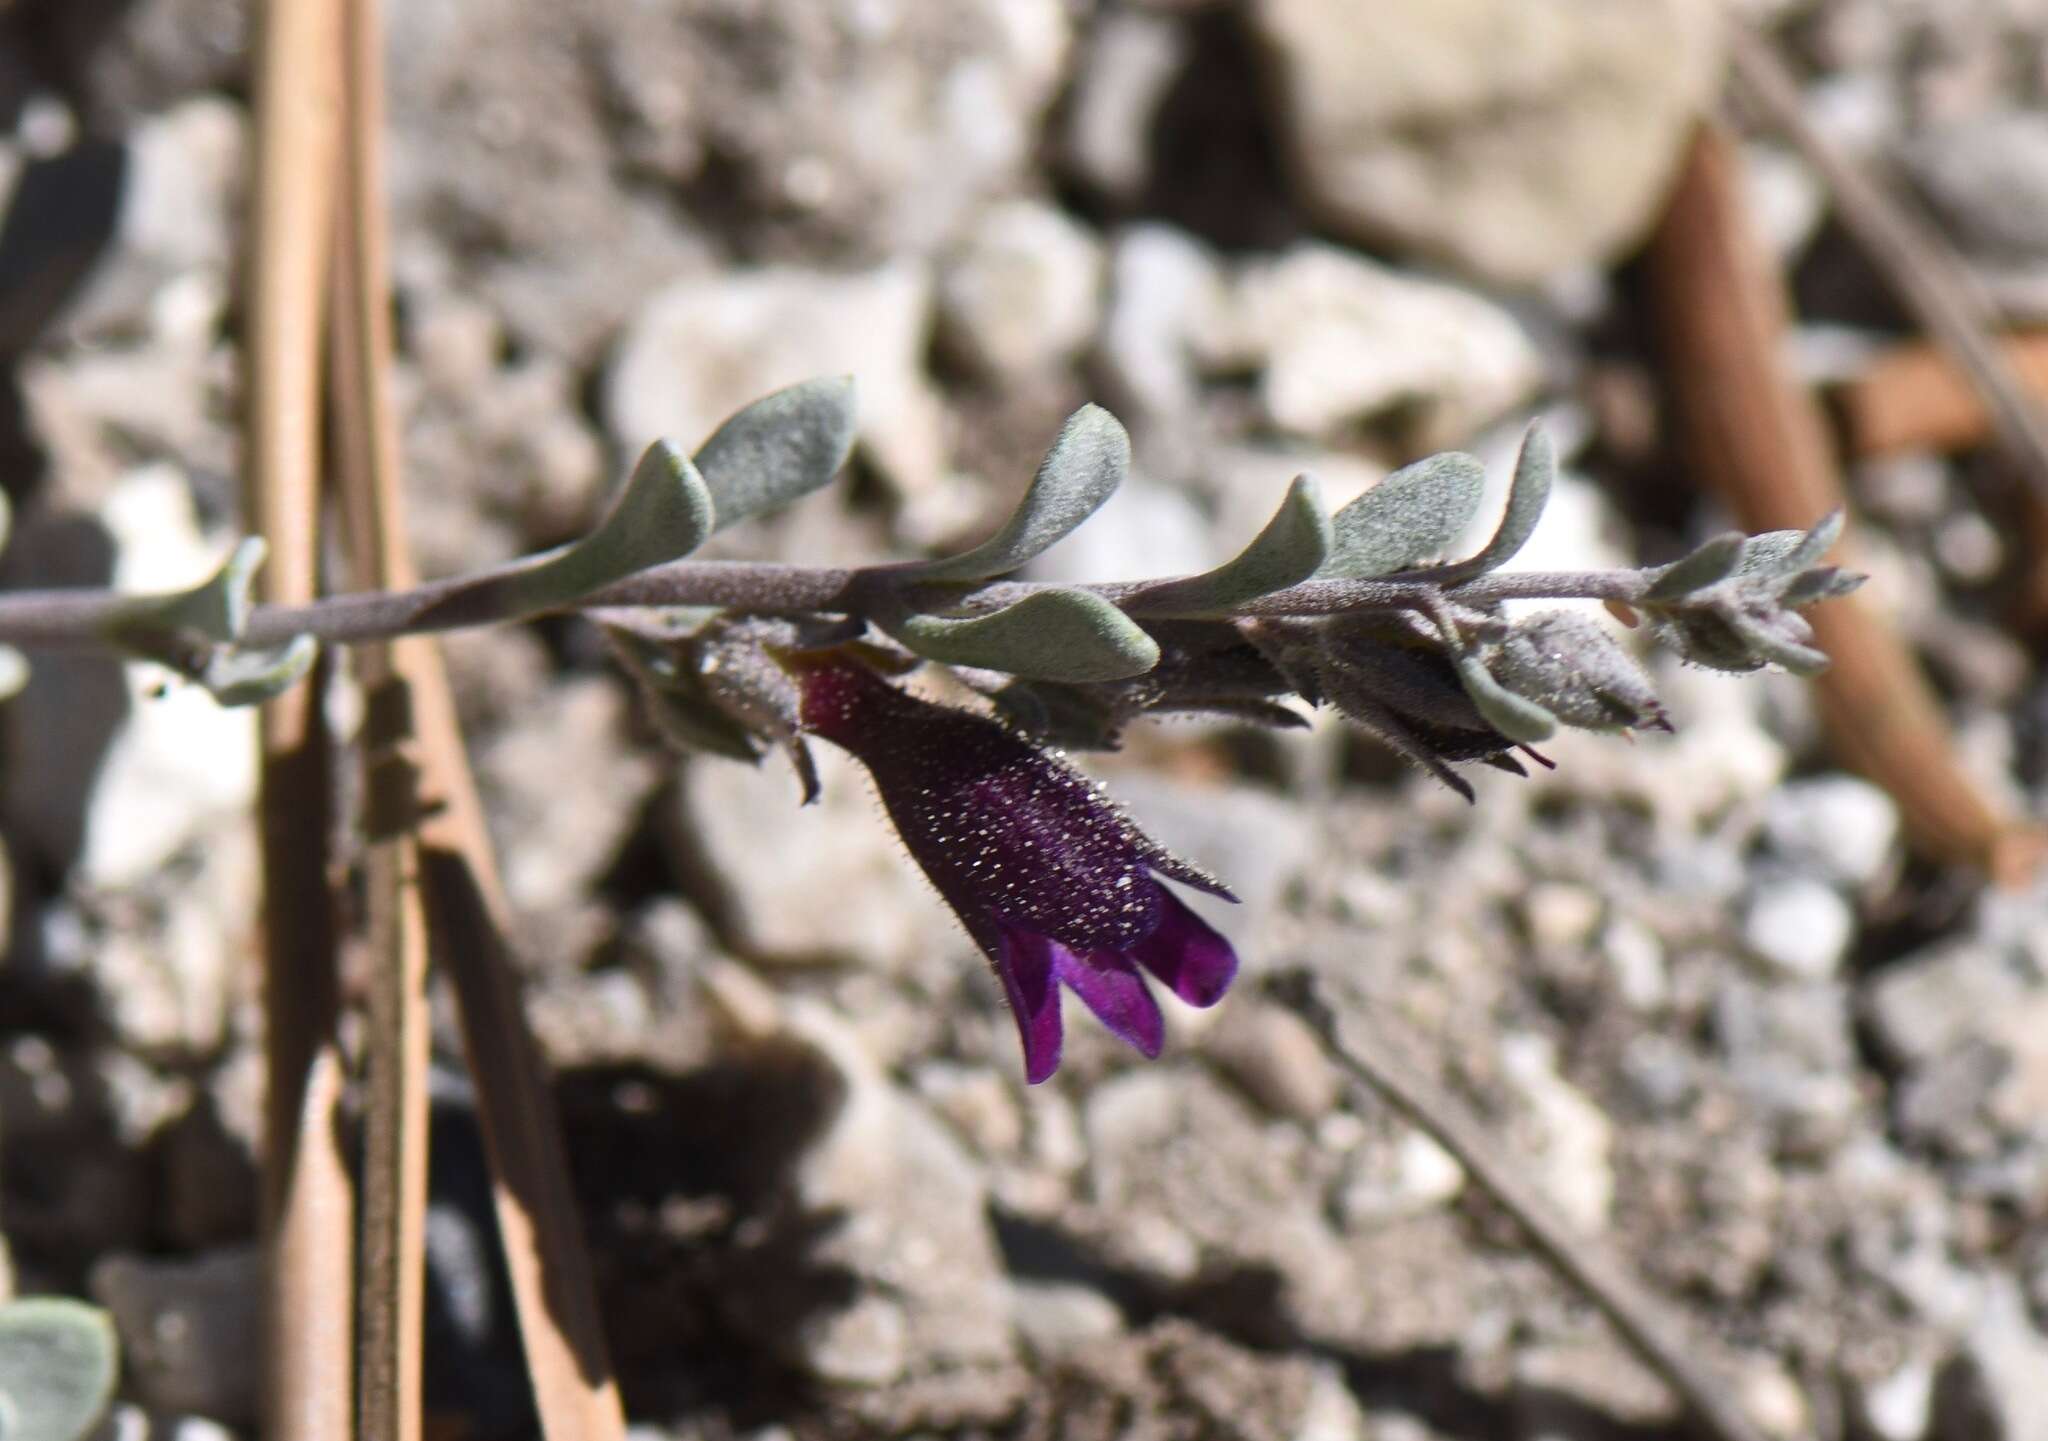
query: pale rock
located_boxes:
[606,264,947,498]
[1098,224,1230,422]
[677,746,959,972]
[937,199,1104,378]
[1866,942,2027,1070]
[1601,915,1669,1010]
[914,1062,1025,1158]
[1497,1033,1612,1231]
[1061,10,1189,202]
[1009,1280,1123,1355]
[1335,1129,1465,1230]
[779,1000,1016,1378]
[92,1247,261,1424]
[1251,0,1723,285]
[477,677,657,954]
[1522,882,1602,951]
[1742,142,1827,263]
[1934,1277,2048,1441]
[1217,244,1542,450]
[1742,876,1855,981]
[1762,776,1901,888]
[79,467,257,890]
[63,97,244,339]
[1513,1341,1675,1427]
[69,827,257,1054]
[1902,110,2048,261]
[594,0,1070,253]
[1295,1361,1373,1441]
[790,1294,908,1387]
[1022,474,1216,587]
[1855,1358,1936,1441]
[1205,999,1342,1121]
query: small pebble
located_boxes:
[1763,776,1901,888]
[1743,876,1856,980]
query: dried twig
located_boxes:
[243,0,353,1435]
[1646,119,2042,882]
[1726,20,2048,621]
[1832,331,2048,460]
[316,3,627,1423]
[1272,973,1771,1441]
[329,0,429,1432]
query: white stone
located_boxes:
[1099,224,1230,421]
[1221,244,1542,450]
[1251,0,1722,285]
[79,467,257,890]
[1337,1129,1466,1230]
[606,263,946,498]
[1762,776,1901,888]
[1523,882,1602,950]
[1009,1280,1123,1354]
[1061,11,1187,201]
[678,746,959,973]
[938,199,1104,377]
[1498,1032,1613,1231]
[1857,1360,1935,1441]
[1601,916,1669,1011]
[1743,876,1856,981]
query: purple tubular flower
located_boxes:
[796,657,1239,1083]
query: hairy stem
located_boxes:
[0,560,1655,656]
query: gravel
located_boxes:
[4,0,2047,1436]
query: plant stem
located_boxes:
[0,561,1656,656]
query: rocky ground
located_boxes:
[2,0,2048,1438]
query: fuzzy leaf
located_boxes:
[130,536,266,643]
[887,589,1160,682]
[425,441,715,625]
[1492,610,1665,732]
[202,635,319,706]
[1440,421,1553,580]
[1781,566,1864,606]
[1739,510,1844,577]
[694,376,858,531]
[908,404,1130,581]
[1452,649,1556,743]
[1127,474,1330,615]
[1728,611,1831,674]
[1320,452,1486,579]
[1645,532,1746,601]
[0,1298,119,1441]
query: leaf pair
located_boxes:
[877,406,1161,683]
[423,376,860,627]
[105,538,317,706]
[1318,421,1554,582]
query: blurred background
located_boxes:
[0,0,2046,1437]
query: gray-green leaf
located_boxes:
[1320,452,1486,579]
[1738,510,1844,577]
[425,440,715,625]
[202,635,319,707]
[0,1298,119,1441]
[1452,649,1556,743]
[886,589,1160,682]
[694,375,858,531]
[131,536,266,644]
[1645,532,1746,601]
[1432,421,1554,582]
[1125,474,1330,615]
[907,404,1130,581]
